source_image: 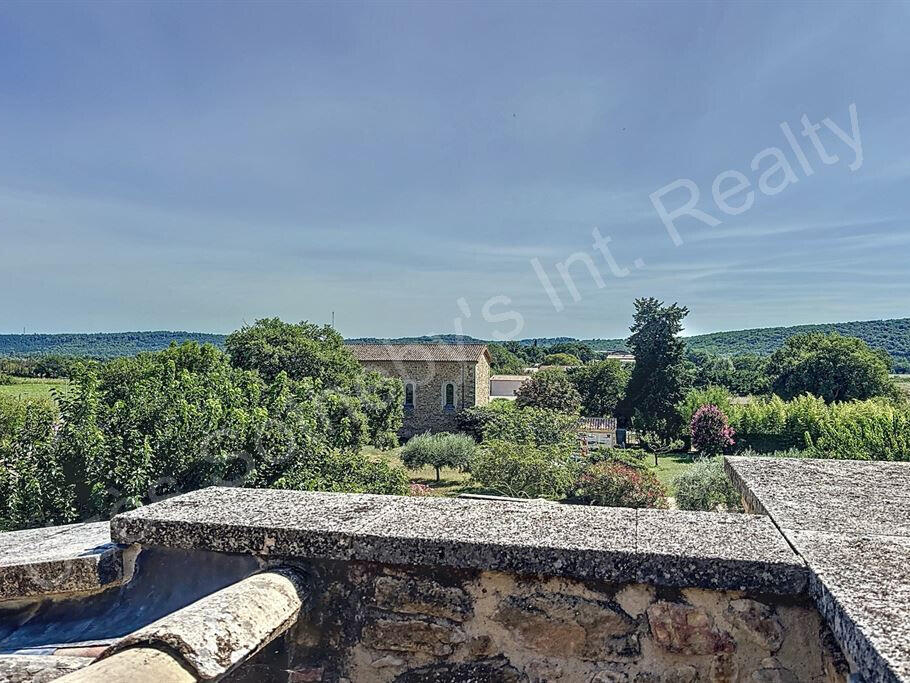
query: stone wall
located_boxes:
[286,560,848,683]
[359,359,488,437]
[474,354,491,406]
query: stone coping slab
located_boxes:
[110,487,806,594]
[725,456,910,537]
[725,456,910,683]
[0,523,127,601]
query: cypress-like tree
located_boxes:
[619,298,692,447]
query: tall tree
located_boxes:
[569,359,630,417]
[767,332,895,402]
[620,298,692,446]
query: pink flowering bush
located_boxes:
[574,462,667,509]
[690,404,735,455]
[408,483,439,497]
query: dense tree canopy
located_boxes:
[619,298,692,445]
[689,350,770,396]
[487,343,525,374]
[515,367,582,414]
[542,352,582,366]
[546,341,595,363]
[767,333,895,402]
[226,318,361,386]
[0,327,409,531]
[569,360,629,417]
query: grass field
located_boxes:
[363,445,694,498]
[0,378,69,402]
[649,453,695,493]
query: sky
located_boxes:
[1,0,908,340]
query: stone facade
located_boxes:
[348,344,491,437]
[285,561,849,683]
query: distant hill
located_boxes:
[682,318,910,363]
[0,331,226,359]
[352,317,910,372]
[583,318,910,371]
[3,317,909,371]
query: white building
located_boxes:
[490,374,531,399]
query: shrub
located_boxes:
[574,462,667,509]
[515,368,581,413]
[455,400,515,441]
[728,394,910,460]
[469,440,578,499]
[273,449,409,495]
[735,447,808,459]
[690,404,735,455]
[482,407,578,448]
[400,432,477,481]
[679,386,734,425]
[588,447,649,470]
[408,483,438,497]
[673,457,743,512]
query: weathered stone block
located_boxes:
[615,584,656,618]
[749,665,798,683]
[492,591,637,660]
[662,665,698,683]
[372,575,472,622]
[392,657,522,682]
[647,602,734,655]
[289,667,324,682]
[727,599,784,653]
[709,653,737,683]
[362,617,466,656]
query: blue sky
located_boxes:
[1,1,908,339]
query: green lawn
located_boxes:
[0,378,69,402]
[647,453,695,494]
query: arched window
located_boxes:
[404,382,415,409]
[444,383,455,409]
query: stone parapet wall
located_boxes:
[288,560,847,682]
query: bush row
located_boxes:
[682,387,910,461]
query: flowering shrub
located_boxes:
[574,462,667,509]
[408,483,438,497]
[690,404,735,455]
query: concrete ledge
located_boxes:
[726,456,910,683]
[110,487,807,595]
[0,523,129,602]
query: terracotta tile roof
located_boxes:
[346,343,489,363]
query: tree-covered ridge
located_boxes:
[3,317,910,371]
[587,317,910,370]
[0,331,227,358]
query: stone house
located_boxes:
[347,343,491,437]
